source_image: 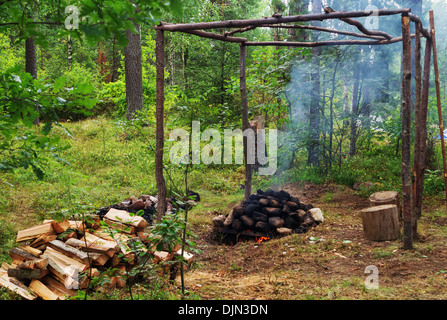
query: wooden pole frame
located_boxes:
[430,11,447,205]
[401,13,413,250]
[157,8,412,32]
[240,44,252,199]
[412,22,422,239]
[155,28,167,220]
[153,6,434,252]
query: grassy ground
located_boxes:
[1,118,446,300]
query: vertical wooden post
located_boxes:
[413,34,432,237]
[412,22,422,238]
[240,43,252,200]
[155,28,167,220]
[430,10,447,204]
[401,13,413,250]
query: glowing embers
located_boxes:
[255,236,270,244]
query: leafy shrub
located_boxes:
[424,169,444,196]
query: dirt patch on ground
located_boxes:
[182,183,447,300]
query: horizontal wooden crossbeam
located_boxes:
[243,36,414,47]
[156,8,411,32]
[158,7,429,47]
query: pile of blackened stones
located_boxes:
[213,189,324,236]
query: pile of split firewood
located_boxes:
[0,206,194,300]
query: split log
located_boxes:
[9,247,39,264]
[16,222,55,242]
[103,218,136,234]
[276,227,293,236]
[175,249,194,266]
[154,251,173,264]
[16,257,48,270]
[30,234,57,248]
[253,211,268,222]
[239,215,254,228]
[136,230,151,244]
[42,250,89,289]
[21,246,42,257]
[112,264,127,288]
[68,220,86,232]
[104,208,149,229]
[65,238,116,258]
[109,254,121,267]
[7,267,48,280]
[41,275,77,299]
[87,252,109,267]
[223,209,235,227]
[268,217,284,228]
[47,240,90,264]
[43,246,89,272]
[57,230,77,242]
[308,208,324,223]
[112,233,135,263]
[268,199,282,207]
[29,279,60,300]
[263,207,282,216]
[360,204,400,241]
[44,219,70,234]
[0,266,37,300]
[82,231,119,250]
[212,215,226,228]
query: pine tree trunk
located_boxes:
[25,38,37,78]
[349,64,360,157]
[125,23,143,120]
[111,37,120,82]
[307,0,320,166]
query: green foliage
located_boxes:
[0,65,98,179]
[0,219,15,262]
[424,169,444,196]
[149,209,197,254]
[97,79,127,117]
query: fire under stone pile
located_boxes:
[213,189,324,238]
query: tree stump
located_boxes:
[369,191,401,222]
[360,204,400,241]
[369,191,400,209]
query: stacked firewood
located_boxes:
[212,189,324,237]
[0,207,194,300]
